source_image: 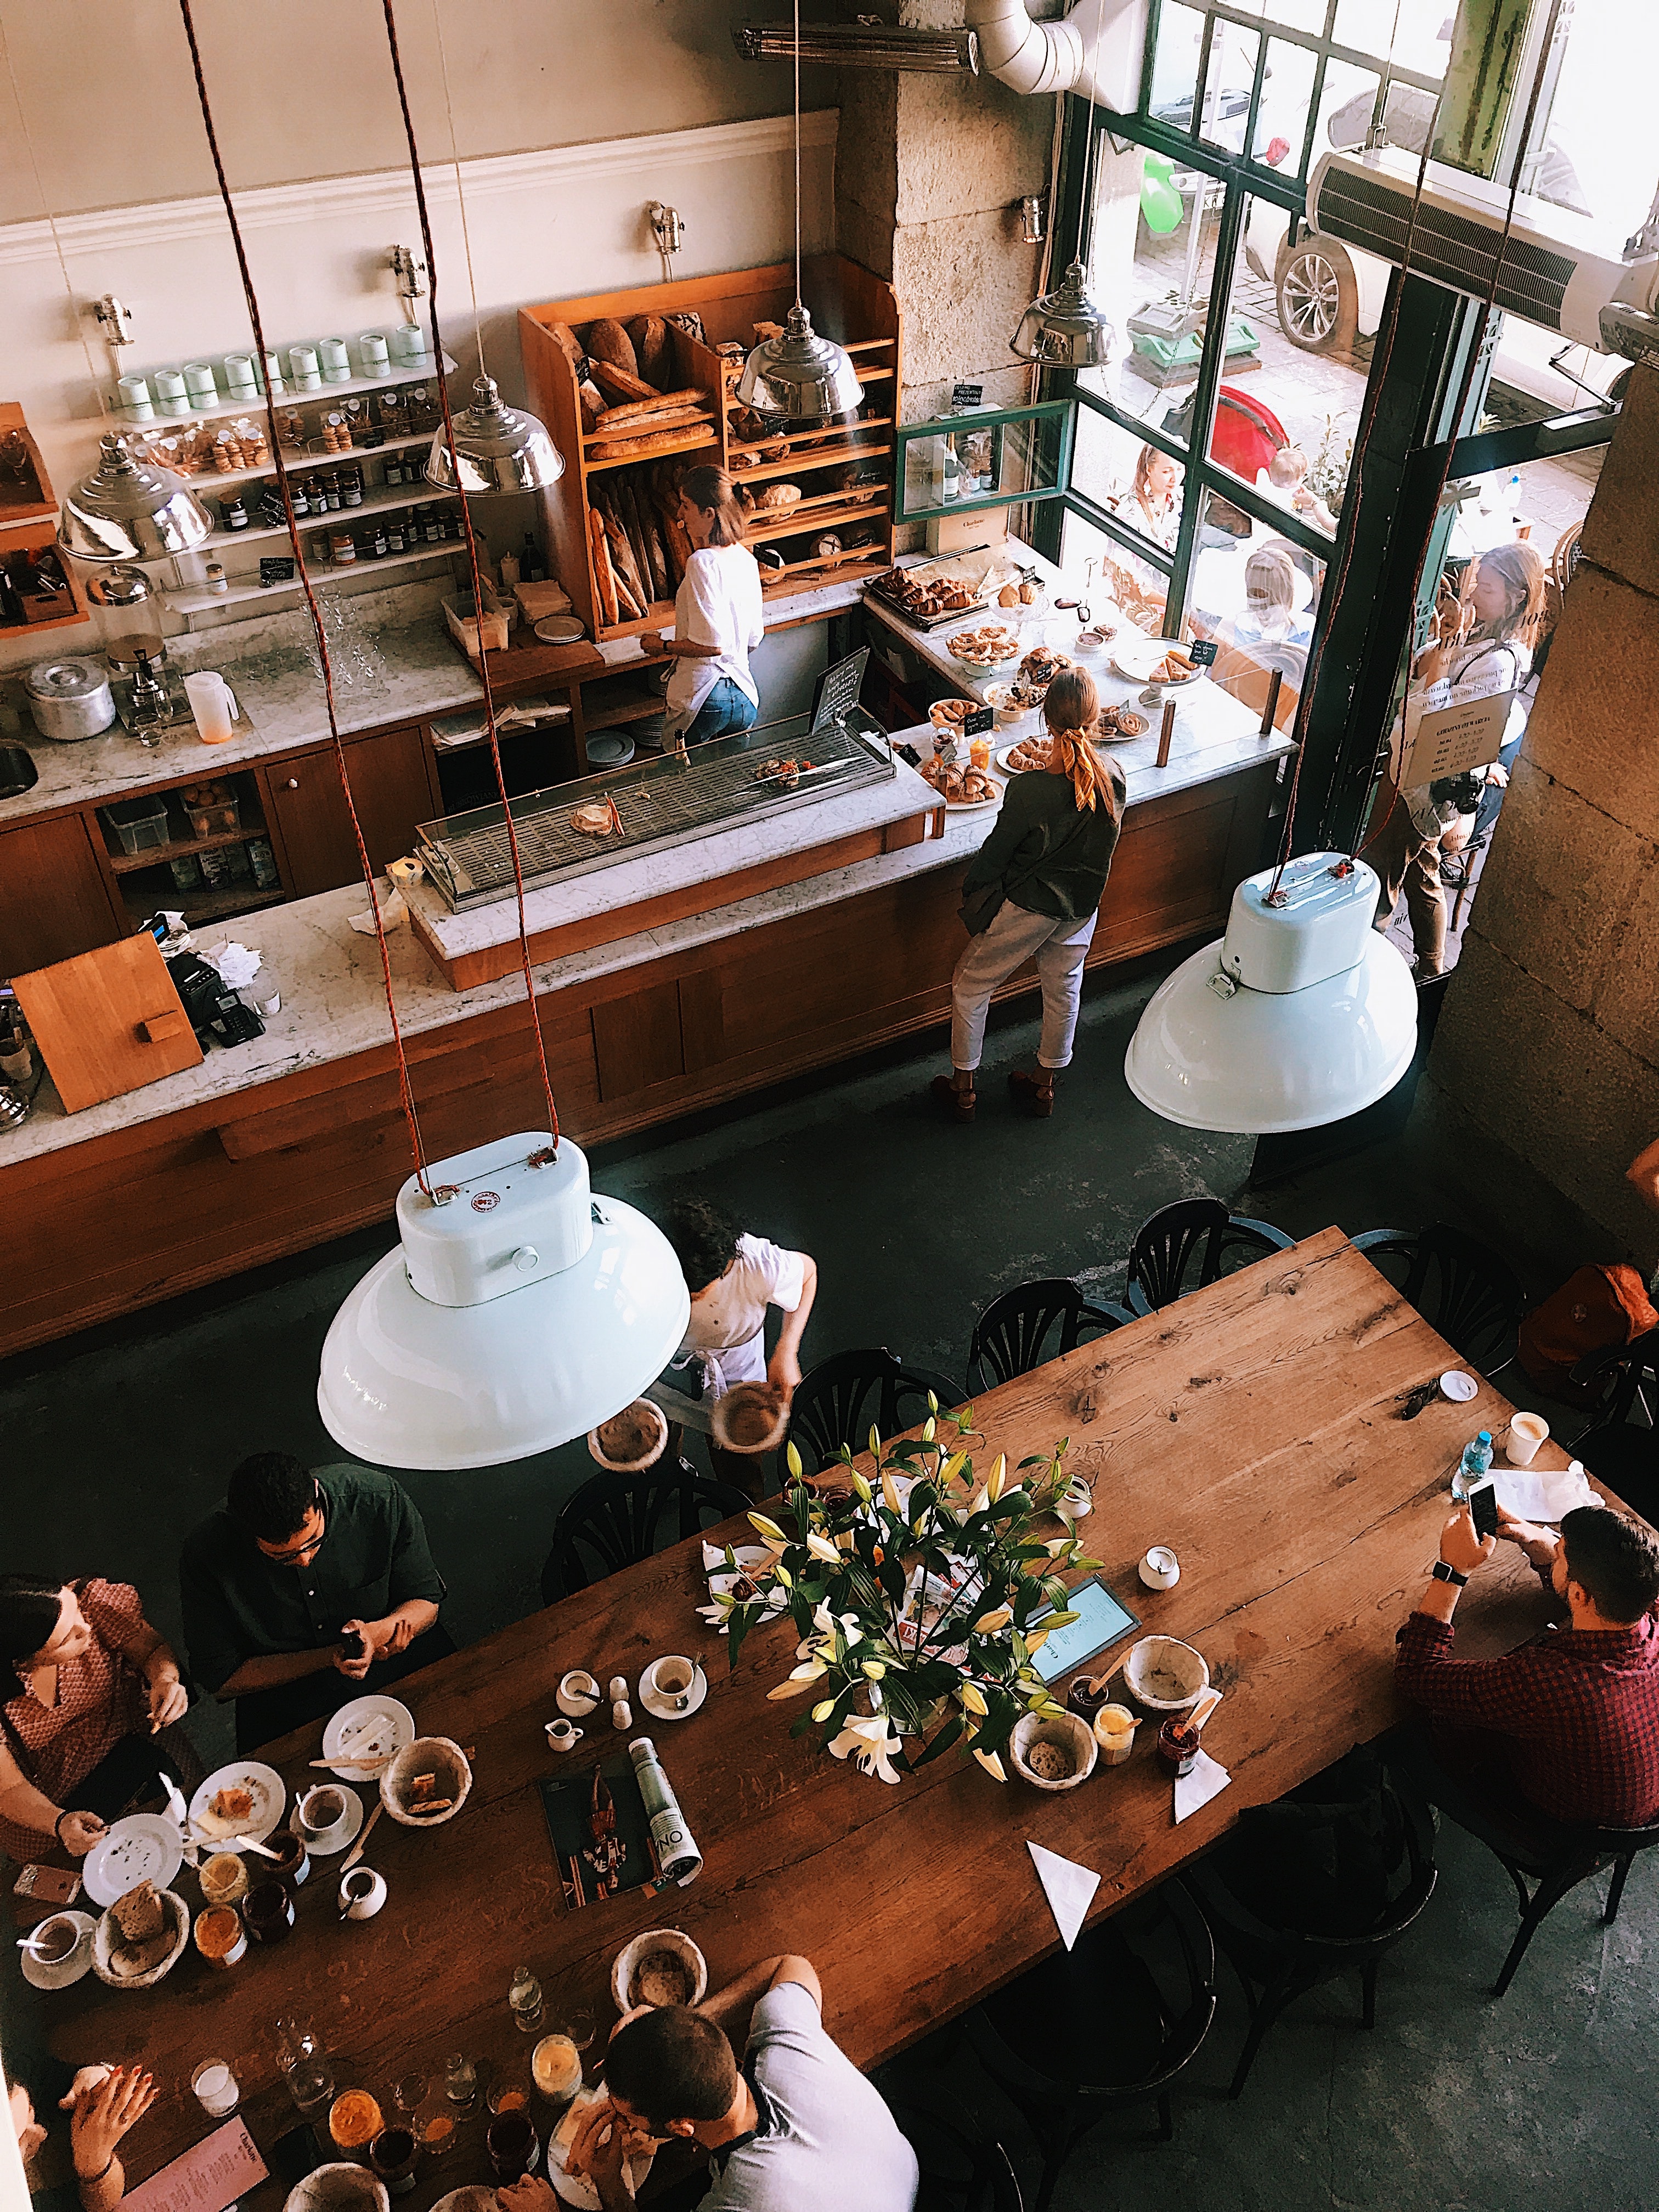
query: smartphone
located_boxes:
[14,1865,81,1905]
[270,2126,324,2187]
[338,1627,369,1661]
[1468,1477,1499,1542]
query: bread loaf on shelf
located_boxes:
[589,425,715,463]
[589,507,619,628]
[625,314,675,391]
[754,483,802,511]
[588,357,660,405]
[583,319,639,379]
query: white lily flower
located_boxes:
[987,1453,1007,1503]
[747,1511,788,1544]
[958,1681,989,1717]
[972,1747,1007,1782]
[827,1712,903,1784]
[972,1605,1013,1635]
[806,1532,840,1565]
[785,1441,804,1482]
[1024,1626,1051,1654]
[766,1666,825,1700]
[881,1468,902,1515]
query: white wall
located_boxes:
[0,110,837,674]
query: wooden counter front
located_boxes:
[0,762,1275,1358]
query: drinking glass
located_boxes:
[393,2073,427,2119]
[443,2053,478,2115]
[488,2073,531,2118]
[414,2095,457,2162]
[486,2109,538,2184]
[277,2018,335,2116]
[563,2006,597,2078]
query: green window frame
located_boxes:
[894,398,1075,526]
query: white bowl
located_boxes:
[91,1888,190,1990]
[381,1736,472,1829]
[611,1928,708,2014]
[284,2166,391,2212]
[1123,1635,1209,1716]
[1008,1709,1098,1792]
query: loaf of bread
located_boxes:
[625,315,675,392]
[588,357,659,405]
[589,508,619,629]
[583,319,638,379]
[755,483,802,511]
[597,388,706,425]
[578,381,607,433]
[589,426,716,463]
[548,323,587,378]
[112,1880,165,1943]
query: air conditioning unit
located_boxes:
[1307,146,1659,355]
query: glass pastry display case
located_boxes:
[416,697,895,913]
[896,397,1073,526]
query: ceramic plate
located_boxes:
[82,1815,183,1909]
[21,1910,95,1990]
[534,616,586,644]
[323,1694,416,1778]
[546,2088,654,2210]
[189,1761,286,1846]
[638,1662,708,1723]
[995,741,1052,776]
[944,790,1001,810]
[288,1787,365,1858]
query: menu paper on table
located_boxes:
[119,2119,268,2212]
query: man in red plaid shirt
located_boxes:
[1395,1501,1659,1829]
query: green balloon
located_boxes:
[1141,154,1184,234]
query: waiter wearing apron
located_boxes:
[643,466,765,749]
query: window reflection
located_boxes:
[1188,492,1323,730]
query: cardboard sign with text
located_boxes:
[1394,684,1511,788]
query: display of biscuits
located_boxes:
[947,623,1021,667]
[929,697,973,730]
[869,567,983,621]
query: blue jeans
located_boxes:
[680,678,757,746]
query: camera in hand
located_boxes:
[1429,769,1487,815]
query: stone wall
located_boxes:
[1410,362,1659,1278]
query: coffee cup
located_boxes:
[1139,1545,1181,1592]
[545,1718,583,1753]
[338,1866,387,1921]
[31,1915,81,1966]
[557,1669,601,1717]
[298,1785,348,1840]
[1507,1412,1549,1468]
[650,1656,697,1712]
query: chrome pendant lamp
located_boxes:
[1124,855,1418,1133]
[317,1134,690,1470]
[737,0,862,421]
[425,373,564,494]
[58,433,214,563]
[1010,0,1118,369]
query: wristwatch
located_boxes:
[1431,1560,1469,1587]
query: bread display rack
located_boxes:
[520,256,901,643]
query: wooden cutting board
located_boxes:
[12,934,202,1113]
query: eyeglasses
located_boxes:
[261,1487,328,1566]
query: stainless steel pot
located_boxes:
[25,656,116,741]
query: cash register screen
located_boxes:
[1026,1576,1140,1685]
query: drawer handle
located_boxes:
[285,777,300,789]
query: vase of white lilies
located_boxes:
[711,1399,1099,1785]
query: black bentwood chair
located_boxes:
[1570,1327,1659,1523]
[884,2074,1026,2212]
[963,1887,1217,2212]
[1180,1752,1437,2094]
[966,1279,1137,1395]
[540,1463,753,1605]
[785,1347,964,1478]
[1125,1197,1295,1313]
[1351,1223,1526,1374]
[1462,1808,1659,1998]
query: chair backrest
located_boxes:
[887,2075,1025,2212]
[1127,1200,1294,1311]
[542,1463,753,1604]
[967,1279,1132,1393]
[1573,1325,1659,1432]
[1355,1222,1525,1366]
[786,1347,905,1475]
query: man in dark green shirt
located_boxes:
[179,1454,452,1754]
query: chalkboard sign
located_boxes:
[259,556,296,588]
[1186,637,1218,665]
[810,646,868,732]
[963,706,994,738]
[951,382,984,413]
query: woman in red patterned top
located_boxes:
[0,1578,191,1867]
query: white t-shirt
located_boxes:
[650,1234,807,1433]
[666,544,765,721]
[699,1982,918,2212]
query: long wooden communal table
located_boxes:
[42,1227,1583,2203]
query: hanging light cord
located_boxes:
[174,0,436,1196]
[1269,1,1562,900]
[426,0,489,388]
[385,0,561,1150]
[793,0,803,308]
[1076,0,1107,268]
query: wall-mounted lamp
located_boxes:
[391,244,427,326]
[93,295,136,347]
[648,202,686,256]
[1018,194,1046,245]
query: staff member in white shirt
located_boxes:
[644,466,765,749]
[650,1198,817,1494]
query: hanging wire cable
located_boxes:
[173,0,436,1194]
[388,0,561,1149]
[426,0,489,388]
[793,0,803,306]
[1271,0,1567,900]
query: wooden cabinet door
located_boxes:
[0,814,121,975]
[261,727,436,899]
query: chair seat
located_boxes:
[983,1922,1173,2092]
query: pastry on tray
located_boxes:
[571,802,617,836]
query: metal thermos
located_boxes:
[628,1737,702,1886]
[25,656,116,741]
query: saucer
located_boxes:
[289,1787,364,1858]
[21,1910,95,1990]
[638,1662,707,1722]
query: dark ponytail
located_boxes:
[0,1577,66,1669]
[679,464,747,549]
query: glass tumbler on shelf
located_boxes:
[276,2017,335,2117]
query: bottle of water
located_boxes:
[1453,1430,1493,1501]
[508,1964,544,2033]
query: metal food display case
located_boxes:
[416,694,895,913]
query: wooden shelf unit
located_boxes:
[1,518,91,639]
[0,402,58,530]
[521,256,902,648]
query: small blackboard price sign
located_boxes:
[258,556,296,588]
[963,706,995,738]
[1186,637,1218,665]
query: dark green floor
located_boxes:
[5,960,1654,2209]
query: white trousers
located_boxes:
[950,900,1098,1073]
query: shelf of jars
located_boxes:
[109,341,455,428]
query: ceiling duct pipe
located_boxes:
[964,0,1150,110]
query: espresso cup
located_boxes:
[31,1915,81,1966]
[338,1866,387,1921]
[1508,1412,1549,1468]
[1139,1545,1181,1592]
[545,1718,582,1753]
[652,1656,696,1711]
[558,1669,601,1716]
[299,1785,347,1838]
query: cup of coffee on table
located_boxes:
[651,1656,697,1712]
[298,1786,347,1841]
[1507,1412,1549,1468]
[30,1916,81,1966]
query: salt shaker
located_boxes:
[611,1698,633,1731]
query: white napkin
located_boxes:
[1028,1841,1100,1951]
[1491,1460,1598,1523]
[1174,1748,1232,1824]
[348,885,408,933]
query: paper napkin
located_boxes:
[1173,1748,1232,1824]
[1028,1840,1101,1951]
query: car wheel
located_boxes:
[1274,234,1359,354]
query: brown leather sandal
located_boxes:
[930,1074,976,1124]
[1008,1068,1056,1118]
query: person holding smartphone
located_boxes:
[1393,1498,1659,1832]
